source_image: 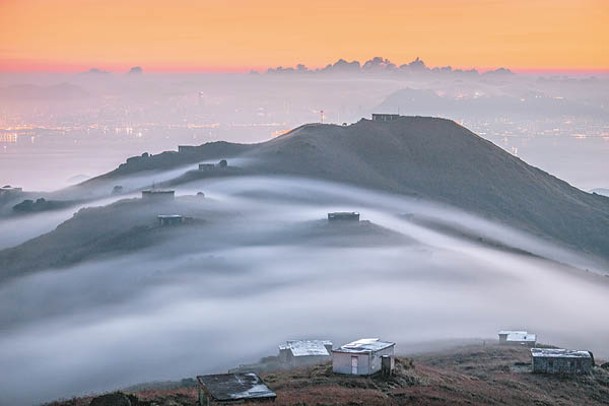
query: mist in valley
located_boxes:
[1,63,609,405]
[1,173,609,405]
[2,0,609,404]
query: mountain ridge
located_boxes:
[86,116,609,260]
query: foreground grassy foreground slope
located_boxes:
[47,344,609,406]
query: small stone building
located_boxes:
[157,214,184,226]
[372,113,401,121]
[196,373,276,405]
[327,212,360,222]
[199,163,216,171]
[141,190,175,200]
[531,348,594,375]
[332,338,395,376]
[498,330,537,347]
[178,145,198,153]
[278,340,333,368]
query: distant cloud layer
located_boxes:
[264,56,511,76]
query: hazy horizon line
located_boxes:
[1,58,608,76]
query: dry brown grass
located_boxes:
[48,344,609,406]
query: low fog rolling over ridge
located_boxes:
[2,176,609,405]
[1,117,609,404]
[89,117,609,261]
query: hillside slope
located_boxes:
[96,117,609,259]
[0,194,410,284]
[237,118,609,258]
[46,344,609,406]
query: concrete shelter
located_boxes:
[498,330,537,347]
[157,214,184,226]
[327,212,360,222]
[372,113,401,121]
[531,348,594,375]
[278,340,332,368]
[332,338,395,376]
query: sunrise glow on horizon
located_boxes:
[1,0,608,73]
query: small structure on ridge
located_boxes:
[372,113,401,121]
[498,330,537,347]
[157,214,184,226]
[141,189,175,200]
[531,348,594,375]
[327,212,360,222]
[199,163,216,171]
[178,145,198,154]
[278,339,333,368]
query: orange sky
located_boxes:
[0,0,607,72]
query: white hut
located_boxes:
[278,340,332,368]
[498,330,537,347]
[332,338,395,376]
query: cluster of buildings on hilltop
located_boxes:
[277,338,396,377]
[140,187,364,229]
[196,331,599,405]
[131,154,367,231]
[197,337,396,405]
[498,330,595,375]
[137,183,365,229]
